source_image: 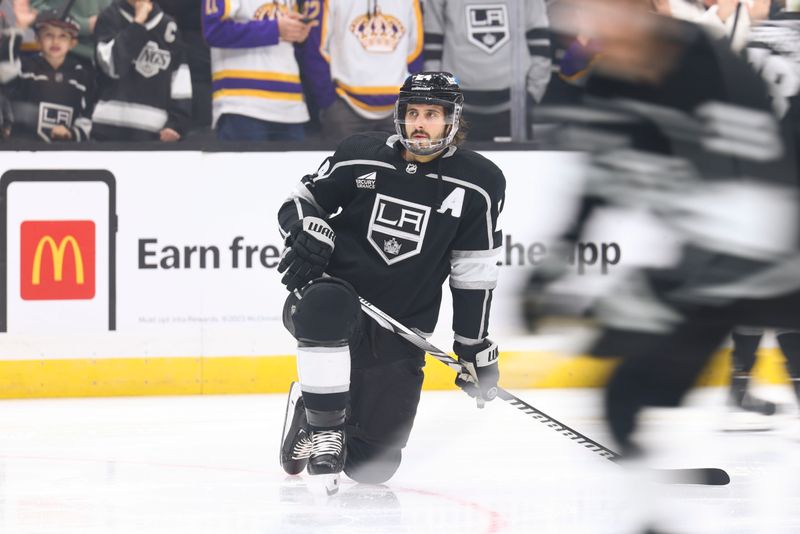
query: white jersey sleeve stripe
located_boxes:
[478,290,490,340]
[314,159,396,181]
[171,64,193,99]
[96,40,119,79]
[450,247,501,290]
[92,100,168,132]
[286,182,328,217]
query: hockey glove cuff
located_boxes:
[454,339,499,404]
[278,217,335,291]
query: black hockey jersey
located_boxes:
[0,32,93,141]
[92,0,191,140]
[278,132,506,342]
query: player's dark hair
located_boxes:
[453,115,468,145]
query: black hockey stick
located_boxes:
[358,296,730,486]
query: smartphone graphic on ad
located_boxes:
[1,170,117,333]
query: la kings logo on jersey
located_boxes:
[135,41,171,78]
[37,102,73,142]
[465,5,509,54]
[368,194,430,265]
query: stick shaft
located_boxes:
[357,296,621,462]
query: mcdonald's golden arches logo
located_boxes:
[20,220,95,300]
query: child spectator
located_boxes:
[92,0,191,141]
[0,8,93,141]
[31,0,112,65]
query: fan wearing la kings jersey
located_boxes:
[92,0,191,141]
[0,11,93,141]
[277,72,505,484]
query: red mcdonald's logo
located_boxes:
[20,220,95,300]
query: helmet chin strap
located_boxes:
[402,137,448,157]
[399,122,458,157]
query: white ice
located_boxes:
[0,386,798,534]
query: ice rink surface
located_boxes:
[0,386,798,534]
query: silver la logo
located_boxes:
[135,41,172,78]
[406,163,417,174]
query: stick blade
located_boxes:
[660,467,730,486]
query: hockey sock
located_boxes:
[776,331,800,403]
[296,344,350,429]
[731,330,763,374]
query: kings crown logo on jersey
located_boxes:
[350,8,405,52]
[383,238,402,256]
[466,5,509,54]
[254,2,291,20]
[368,194,430,265]
[135,41,172,78]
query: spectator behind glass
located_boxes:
[92,0,191,141]
[202,0,311,142]
[0,8,93,141]
[31,0,111,65]
[159,0,211,132]
[423,0,551,141]
[300,0,423,142]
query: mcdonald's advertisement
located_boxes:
[21,221,95,301]
[0,150,615,362]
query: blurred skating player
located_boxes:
[276,72,506,485]
[525,0,799,457]
[648,0,800,429]
[724,0,800,426]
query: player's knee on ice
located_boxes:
[283,277,361,344]
[345,439,403,484]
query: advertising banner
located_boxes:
[0,150,616,361]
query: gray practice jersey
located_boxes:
[423,0,551,113]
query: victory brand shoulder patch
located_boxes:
[356,171,377,189]
[368,194,430,265]
[465,4,510,54]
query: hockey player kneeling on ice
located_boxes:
[277,72,506,484]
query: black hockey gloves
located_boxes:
[454,339,499,404]
[278,217,335,291]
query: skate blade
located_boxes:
[720,410,776,433]
[324,474,340,496]
[303,472,342,497]
[306,470,341,496]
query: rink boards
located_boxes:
[0,150,790,397]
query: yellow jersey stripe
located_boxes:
[336,88,395,111]
[213,89,304,102]
[212,70,302,83]
[407,0,424,64]
[336,81,402,96]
